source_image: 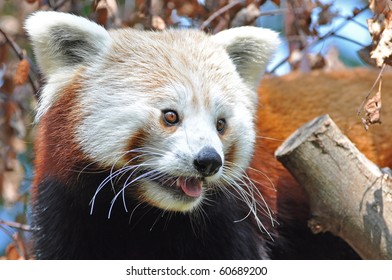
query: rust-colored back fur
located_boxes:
[251,68,392,237]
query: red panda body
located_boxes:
[26,11,391,259]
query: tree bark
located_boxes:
[275,114,392,260]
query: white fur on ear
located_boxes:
[213,26,280,90]
[25,11,112,77]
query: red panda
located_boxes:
[26,11,279,259]
[25,11,391,259]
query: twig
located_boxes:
[200,0,244,31]
[348,18,369,30]
[0,29,23,61]
[0,219,31,231]
[357,63,386,115]
[46,0,70,11]
[0,225,30,259]
[0,224,20,257]
[332,34,367,47]
[287,0,308,48]
[269,5,370,73]
[0,28,39,97]
[258,8,287,17]
[0,224,15,238]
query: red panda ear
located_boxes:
[25,11,111,77]
[212,27,280,90]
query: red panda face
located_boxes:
[26,12,279,213]
[75,35,257,212]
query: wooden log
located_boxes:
[275,114,392,260]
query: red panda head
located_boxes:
[26,11,279,213]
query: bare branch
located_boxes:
[200,0,244,32]
[269,5,370,73]
[0,219,32,231]
[47,0,70,11]
[276,115,392,259]
[0,28,39,97]
[357,63,386,116]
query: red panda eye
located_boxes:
[217,118,226,134]
[162,110,179,125]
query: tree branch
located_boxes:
[200,0,244,32]
[0,28,39,97]
[0,219,31,231]
[275,114,392,259]
[269,5,370,73]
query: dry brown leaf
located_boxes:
[5,243,22,260]
[13,59,30,86]
[357,45,377,66]
[3,158,24,204]
[316,2,337,26]
[309,53,326,70]
[94,0,109,26]
[175,0,204,18]
[152,15,166,30]
[5,232,27,260]
[353,7,361,16]
[362,83,382,131]
[369,0,392,14]
[230,3,260,27]
[368,14,386,39]
[365,89,382,122]
[203,0,221,11]
[324,46,346,71]
[367,0,392,66]
[370,27,392,67]
[285,0,315,43]
[152,0,164,16]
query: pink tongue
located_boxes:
[178,177,203,198]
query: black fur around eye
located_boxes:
[162,110,179,125]
[216,118,226,134]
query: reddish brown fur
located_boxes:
[123,129,149,164]
[32,80,86,200]
[251,68,392,223]
[225,143,237,165]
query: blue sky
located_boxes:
[258,0,373,74]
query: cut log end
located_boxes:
[275,114,392,260]
[275,114,331,158]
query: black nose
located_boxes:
[193,147,222,177]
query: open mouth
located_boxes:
[151,175,204,198]
[138,171,206,212]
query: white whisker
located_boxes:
[129,201,143,224]
[108,169,162,218]
[216,161,277,240]
[255,135,283,142]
